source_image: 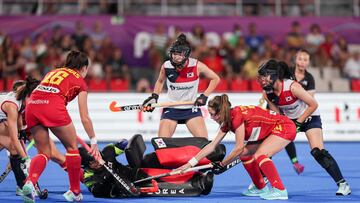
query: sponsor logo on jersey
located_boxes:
[169,85,194,91]
[36,85,60,93]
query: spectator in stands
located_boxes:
[226,45,247,79]
[105,47,130,82]
[331,36,349,69]
[99,36,115,63]
[149,23,169,72]
[71,20,89,51]
[286,21,305,50]
[318,33,335,66]
[49,25,64,49]
[19,36,35,62]
[242,52,261,80]
[188,24,208,58]
[87,49,104,79]
[136,78,152,93]
[305,23,325,66]
[343,51,360,79]
[60,34,75,52]
[33,34,47,59]
[203,47,226,77]
[90,20,107,50]
[245,22,264,52]
[227,24,243,48]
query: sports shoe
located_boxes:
[293,162,305,175]
[243,185,269,197]
[336,182,351,196]
[22,181,36,203]
[16,186,23,196]
[63,190,83,202]
[247,177,269,190]
[260,187,288,200]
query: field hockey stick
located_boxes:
[109,100,194,112]
[0,139,35,183]
[77,136,145,196]
[133,163,213,184]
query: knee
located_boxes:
[310,147,334,169]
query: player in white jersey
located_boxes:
[142,33,220,138]
[0,77,40,195]
[257,59,351,196]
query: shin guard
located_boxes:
[256,155,285,190]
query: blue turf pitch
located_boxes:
[1,142,359,203]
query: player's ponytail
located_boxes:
[16,77,40,101]
[219,94,232,130]
[278,61,293,80]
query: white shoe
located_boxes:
[16,186,23,196]
[336,182,351,196]
[22,181,36,203]
[63,190,83,202]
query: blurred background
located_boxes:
[0,0,359,93]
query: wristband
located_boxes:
[90,137,97,145]
[188,157,198,167]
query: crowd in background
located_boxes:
[0,19,359,92]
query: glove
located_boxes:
[142,93,159,112]
[212,161,226,175]
[20,156,31,177]
[18,129,28,142]
[294,120,303,133]
[194,94,208,106]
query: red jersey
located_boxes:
[221,105,296,142]
[31,68,87,106]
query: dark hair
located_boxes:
[277,61,293,80]
[12,80,25,92]
[208,94,232,130]
[64,50,89,70]
[16,77,40,101]
[296,49,310,59]
[168,33,191,68]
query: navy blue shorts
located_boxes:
[161,107,203,124]
[293,115,322,132]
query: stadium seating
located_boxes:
[230,78,249,92]
[5,79,15,91]
[0,79,4,92]
[109,79,129,92]
[88,79,107,92]
[249,79,263,92]
[214,79,229,92]
[351,79,360,92]
[198,79,209,93]
[331,79,350,92]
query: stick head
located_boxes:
[109,101,121,112]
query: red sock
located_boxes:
[66,150,81,194]
[256,155,285,190]
[59,161,67,171]
[241,156,266,189]
[27,154,49,185]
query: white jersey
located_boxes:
[277,79,319,119]
[164,58,199,109]
[0,92,23,120]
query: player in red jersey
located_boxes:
[22,50,100,203]
[176,94,296,200]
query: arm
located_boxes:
[176,130,227,171]
[3,102,26,158]
[220,123,245,166]
[197,61,220,97]
[78,91,100,157]
[291,82,318,123]
[263,92,280,113]
[153,65,166,95]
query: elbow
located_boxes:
[212,75,220,85]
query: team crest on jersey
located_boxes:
[187,72,194,78]
[285,96,293,102]
[154,138,167,148]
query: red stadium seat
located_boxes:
[198,79,209,93]
[351,79,360,92]
[109,79,129,92]
[88,79,107,92]
[5,79,15,91]
[214,79,229,92]
[230,78,249,92]
[0,79,4,92]
[250,79,263,92]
